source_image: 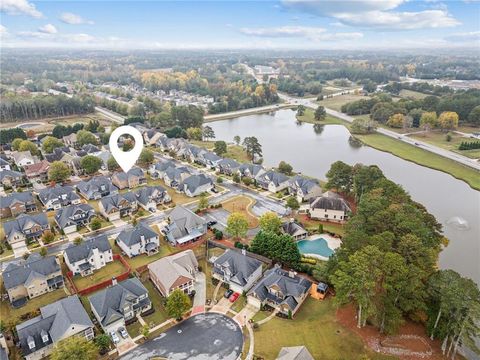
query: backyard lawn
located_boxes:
[222,195,259,229]
[189,140,250,163]
[146,175,192,205]
[293,214,346,237]
[253,298,395,360]
[72,260,128,290]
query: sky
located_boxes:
[1,0,479,50]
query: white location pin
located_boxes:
[109,125,144,173]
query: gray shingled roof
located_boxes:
[134,186,166,206]
[3,253,60,290]
[100,193,136,213]
[64,235,110,263]
[202,151,221,162]
[310,192,351,212]
[54,203,95,229]
[281,221,307,237]
[290,175,319,193]
[165,166,190,182]
[181,174,212,193]
[38,185,79,205]
[0,191,34,208]
[113,167,145,182]
[16,295,93,356]
[239,163,264,177]
[3,213,48,240]
[259,170,289,186]
[213,249,262,286]
[167,206,206,239]
[117,223,157,247]
[77,176,118,199]
[0,169,23,181]
[88,278,149,327]
[277,346,314,360]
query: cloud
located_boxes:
[0,0,42,18]
[60,12,94,25]
[281,0,460,30]
[240,26,363,41]
[444,31,480,42]
[17,30,96,43]
[38,24,58,34]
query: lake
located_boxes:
[208,109,480,285]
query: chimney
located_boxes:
[288,271,296,278]
[112,277,117,286]
[289,218,295,223]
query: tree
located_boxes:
[90,217,102,231]
[203,125,215,140]
[233,135,241,145]
[80,155,102,175]
[438,111,459,131]
[232,173,240,183]
[94,334,111,354]
[18,140,39,155]
[74,237,83,245]
[278,161,293,175]
[386,113,404,128]
[39,247,47,257]
[296,105,306,116]
[363,81,377,93]
[409,108,424,128]
[107,156,120,171]
[76,130,97,146]
[214,140,227,156]
[42,136,64,153]
[350,118,377,134]
[139,149,154,165]
[48,161,71,182]
[286,196,300,210]
[197,193,208,211]
[85,119,100,132]
[250,231,301,267]
[420,112,438,132]
[42,230,55,244]
[259,212,281,233]
[12,138,23,151]
[50,336,97,360]
[314,106,326,121]
[225,212,248,239]
[186,127,203,141]
[142,324,150,338]
[468,105,480,126]
[242,136,262,161]
[0,128,26,145]
[325,161,353,193]
[166,289,191,320]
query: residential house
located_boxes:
[24,161,50,183]
[217,158,241,175]
[0,169,24,187]
[0,192,37,218]
[38,185,81,211]
[144,129,165,146]
[149,160,175,179]
[166,138,189,157]
[76,144,101,157]
[184,145,206,163]
[256,170,290,193]
[197,151,222,169]
[16,295,94,360]
[288,176,322,202]
[134,186,171,212]
[179,174,213,197]
[308,191,351,223]
[54,203,95,234]
[89,278,151,333]
[212,249,263,293]
[44,147,73,163]
[112,167,147,189]
[148,249,198,296]
[64,235,113,276]
[248,265,312,316]
[62,133,77,148]
[77,176,119,200]
[161,205,207,246]
[163,166,191,189]
[12,151,39,168]
[237,163,265,179]
[2,253,63,306]
[96,151,111,171]
[117,223,159,257]
[276,346,314,360]
[99,193,137,221]
[155,136,171,152]
[0,157,11,171]
[3,213,50,248]
[281,219,308,240]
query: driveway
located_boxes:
[233,304,258,327]
[111,219,128,228]
[210,297,233,315]
[192,272,206,315]
[119,313,243,360]
[66,231,81,242]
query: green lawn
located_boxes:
[399,89,429,100]
[190,140,250,163]
[142,280,169,327]
[253,298,395,360]
[72,260,128,290]
[316,94,370,112]
[409,131,480,159]
[231,295,247,313]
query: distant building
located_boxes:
[0,169,24,187]
[38,185,81,211]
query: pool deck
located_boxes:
[301,234,342,261]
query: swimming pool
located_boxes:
[297,238,335,258]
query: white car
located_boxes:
[118,327,128,339]
[110,331,120,344]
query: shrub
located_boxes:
[217,177,224,184]
[214,229,223,240]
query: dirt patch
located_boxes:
[336,304,458,360]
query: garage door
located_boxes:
[247,296,261,309]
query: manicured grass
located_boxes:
[355,132,480,190]
[0,286,67,327]
[293,214,346,237]
[72,260,127,290]
[222,195,259,229]
[410,131,480,159]
[253,298,395,360]
[141,280,169,327]
[146,175,192,205]
[231,295,247,313]
[296,110,349,127]
[316,94,370,111]
[190,140,250,163]
[399,89,429,100]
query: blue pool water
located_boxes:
[297,238,335,258]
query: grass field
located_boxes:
[316,94,370,112]
[146,175,192,205]
[72,260,127,290]
[222,195,259,229]
[253,298,395,360]
[409,131,480,159]
[398,89,430,100]
[190,140,250,163]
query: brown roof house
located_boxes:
[148,249,198,296]
[24,160,50,183]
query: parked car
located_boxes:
[224,289,234,298]
[207,220,217,229]
[229,292,240,303]
[118,327,128,339]
[110,331,120,344]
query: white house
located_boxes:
[307,191,351,223]
[64,235,113,276]
[116,223,159,258]
[256,170,290,193]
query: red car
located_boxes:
[229,292,240,303]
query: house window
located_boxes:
[42,334,49,343]
[28,341,35,350]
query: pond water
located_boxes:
[16,122,44,129]
[208,109,480,285]
[297,238,335,258]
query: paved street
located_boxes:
[119,313,243,360]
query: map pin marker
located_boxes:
[109,125,144,173]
